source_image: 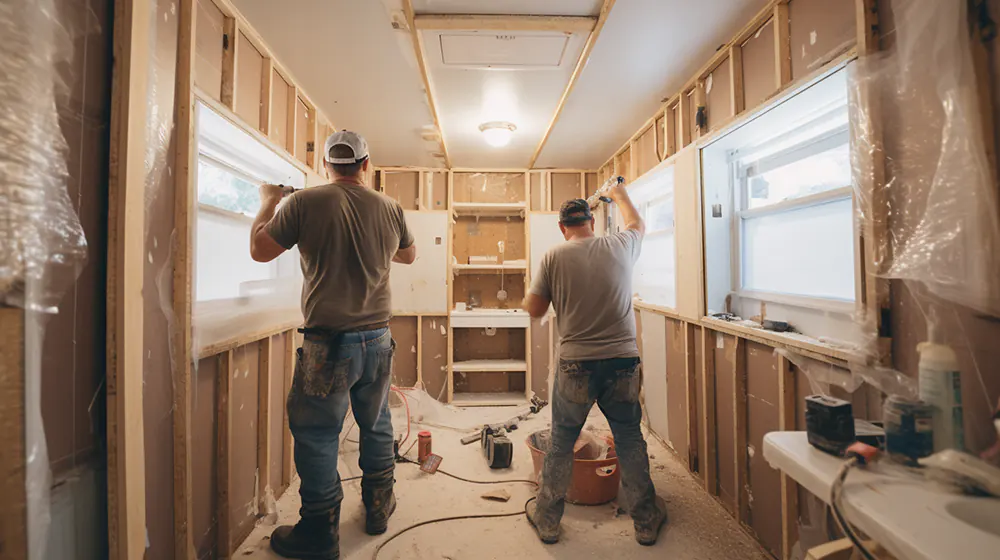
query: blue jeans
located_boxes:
[287,327,395,518]
[535,357,659,528]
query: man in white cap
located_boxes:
[250,130,415,559]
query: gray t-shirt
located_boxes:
[530,229,642,360]
[268,182,413,331]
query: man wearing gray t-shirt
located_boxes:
[523,182,667,546]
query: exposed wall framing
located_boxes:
[600,0,855,187]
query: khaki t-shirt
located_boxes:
[529,229,642,361]
[267,182,413,331]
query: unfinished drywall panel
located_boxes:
[706,57,734,130]
[635,126,658,178]
[143,1,182,554]
[453,273,525,310]
[420,317,449,401]
[453,328,526,362]
[670,103,681,152]
[453,217,526,263]
[529,172,543,211]
[585,173,597,198]
[746,341,782,557]
[674,146,704,321]
[453,371,525,395]
[295,97,310,165]
[621,145,633,182]
[530,213,562,281]
[551,172,582,207]
[655,115,666,160]
[192,354,220,558]
[383,171,419,210]
[194,0,224,100]
[235,32,263,131]
[389,317,418,387]
[270,69,290,151]
[686,90,698,141]
[639,310,668,442]
[453,172,526,203]
[714,332,736,514]
[665,318,688,457]
[789,0,855,80]
[268,334,286,497]
[742,19,777,111]
[693,326,705,478]
[390,211,447,313]
[430,171,448,210]
[229,343,261,551]
[530,318,552,399]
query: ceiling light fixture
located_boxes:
[479,121,517,147]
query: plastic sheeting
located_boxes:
[0,0,92,556]
[849,0,1000,322]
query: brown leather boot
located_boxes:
[361,466,397,535]
[270,506,340,560]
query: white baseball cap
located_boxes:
[323,130,369,164]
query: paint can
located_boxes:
[418,431,432,464]
[883,395,933,465]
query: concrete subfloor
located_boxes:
[238,404,769,560]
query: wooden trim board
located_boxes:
[107,0,151,556]
[216,350,234,558]
[413,14,596,33]
[402,0,451,167]
[528,0,617,167]
[256,337,272,513]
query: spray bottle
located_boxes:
[917,310,965,453]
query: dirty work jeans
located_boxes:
[535,357,659,529]
[287,327,395,518]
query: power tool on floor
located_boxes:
[481,424,514,469]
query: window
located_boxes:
[194,101,305,303]
[631,166,676,308]
[732,113,855,304]
[702,66,860,340]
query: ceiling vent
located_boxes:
[439,33,569,68]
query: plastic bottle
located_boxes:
[917,324,964,453]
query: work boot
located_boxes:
[634,495,668,546]
[525,500,559,544]
[361,466,397,535]
[270,506,340,560]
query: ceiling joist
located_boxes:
[413,14,597,33]
[528,0,617,168]
[402,0,452,168]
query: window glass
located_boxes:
[629,166,676,308]
[741,198,855,300]
[197,158,261,216]
[745,132,850,210]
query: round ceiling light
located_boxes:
[479,121,517,147]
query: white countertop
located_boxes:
[763,431,1000,560]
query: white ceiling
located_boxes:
[536,0,768,169]
[234,0,442,167]
[235,0,768,170]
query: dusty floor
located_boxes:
[238,400,769,560]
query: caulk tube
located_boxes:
[918,309,965,452]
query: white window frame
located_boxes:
[728,123,859,313]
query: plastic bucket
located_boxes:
[525,433,620,505]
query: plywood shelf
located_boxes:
[452,263,527,274]
[451,359,527,373]
[451,392,527,407]
[452,202,527,216]
[450,309,530,328]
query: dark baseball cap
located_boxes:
[559,199,593,226]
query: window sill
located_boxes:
[736,289,857,315]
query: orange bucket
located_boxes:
[525,433,621,505]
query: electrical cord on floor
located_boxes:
[830,457,877,560]
[397,455,538,486]
[371,497,537,560]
